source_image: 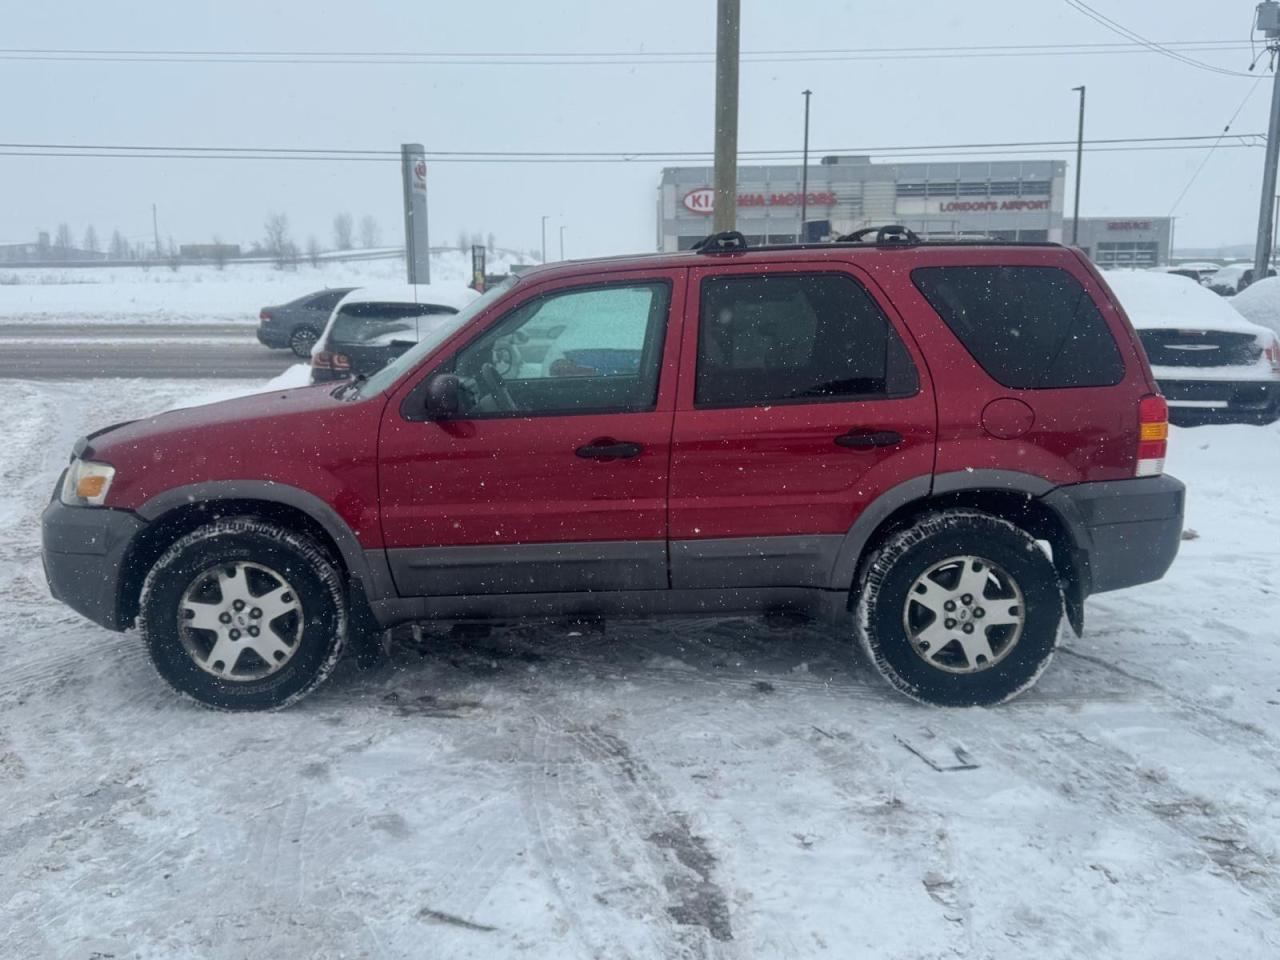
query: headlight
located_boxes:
[60,459,116,507]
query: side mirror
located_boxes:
[423,373,462,419]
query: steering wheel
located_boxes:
[478,362,517,412]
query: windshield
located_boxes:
[351,276,517,398]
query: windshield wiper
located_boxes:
[333,373,367,400]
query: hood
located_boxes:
[83,382,385,513]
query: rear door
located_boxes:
[668,261,935,591]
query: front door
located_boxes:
[668,262,936,590]
[378,270,685,596]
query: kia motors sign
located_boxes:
[682,187,838,215]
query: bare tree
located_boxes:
[456,228,469,252]
[359,214,380,249]
[54,223,73,250]
[109,229,128,259]
[332,212,354,250]
[263,213,293,269]
[211,235,229,270]
[486,232,496,254]
[82,225,99,254]
[306,235,322,267]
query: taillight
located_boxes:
[1137,394,1168,477]
[311,351,348,371]
[259,308,271,320]
[1265,336,1280,375]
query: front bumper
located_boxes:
[1157,377,1280,424]
[42,493,146,631]
[1042,474,1186,596]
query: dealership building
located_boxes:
[656,156,1172,266]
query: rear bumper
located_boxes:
[256,321,289,348]
[42,494,146,631]
[1158,377,1280,424]
[1042,474,1185,596]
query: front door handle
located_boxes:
[834,430,903,449]
[576,438,643,461]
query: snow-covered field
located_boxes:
[3,376,1280,959]
[0,250,519,326]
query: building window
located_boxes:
[1021,180,1052,197]
[1017,229,1049,242]
[896,182,926,197]
[1095,241,1159,269]
[989,181,1022,196]
[958,181,990,197]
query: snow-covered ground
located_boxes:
[3,378,1280,959]
[0,249,521,326]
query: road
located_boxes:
[0,324,298,379]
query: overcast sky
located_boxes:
[4,0,1272,257]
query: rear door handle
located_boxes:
[834,430,903,449]
[576,438,644,461]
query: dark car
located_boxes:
[43,232,1184,711]
[309,284,478,383]
[256,288,355,357]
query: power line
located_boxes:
[1168,81,1265,216]
[1063,0,1255,78]
[0,39,1256,66]
[0,132,1263,161]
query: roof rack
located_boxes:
[688,225,1063,257]
[834,224,920,245]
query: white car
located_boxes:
[1105,270,1280,426]
[310,283,479,383]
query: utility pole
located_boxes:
[1071,86,1085,246]
[541,215,549,262]
[712,0,741,233]
[151,204,161,260]
[401,143,430,284]
[559,224,566,260]
[800,89,813,236]
[1256,2,1280,280]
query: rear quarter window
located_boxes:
[911,265,1125,389]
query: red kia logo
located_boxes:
[682,187,715,214]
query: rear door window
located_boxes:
[911,265,1125,389]
[694,272,918,408]
[306,288,350,312]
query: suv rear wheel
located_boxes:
[138,517,347,710]
[855,510,1062,707]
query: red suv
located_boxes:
[42,233,1185,710]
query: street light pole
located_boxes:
[1071,85,1085,246]
[1256,10,1280,280]
[800,89,812,238]
[541,215,549,263]
[712,0,741,233]
[559,224,566,260]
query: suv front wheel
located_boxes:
[855,510,1062,707]
[138,517,347,710]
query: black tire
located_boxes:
[288,325,319,358]
[138,518,347,711]
[854,510,1062,707]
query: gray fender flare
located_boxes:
[135,480,396,602]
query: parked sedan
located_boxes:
[1106,270,1280,426]
[310,284,479,383]
[256,287,355,357]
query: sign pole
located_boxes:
[401,143,430,284]
[1071,86,1085,246]
[800,89,812,235]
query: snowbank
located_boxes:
[1229,275,1280,337]
[0,249,520,324]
